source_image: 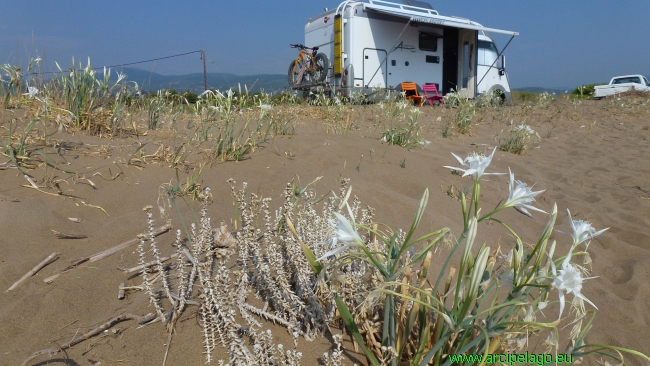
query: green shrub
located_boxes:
[571,83,604,98]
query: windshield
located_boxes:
[613,76,641,84]
[478,40,498,66]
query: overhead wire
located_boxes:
[22,49,204,76]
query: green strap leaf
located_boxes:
[335,295,380,366]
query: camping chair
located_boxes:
[400,82,423,106]
[422,83,444,106]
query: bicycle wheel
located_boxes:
[288,59,308,86]
[312,53,329,83]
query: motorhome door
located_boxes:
[363,48,388,89]
[458,29,477,98]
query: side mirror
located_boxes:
[498,55,506,75]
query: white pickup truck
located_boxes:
[593,75,650,99]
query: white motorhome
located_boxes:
[300,0,518,102]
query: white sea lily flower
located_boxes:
[563,209,608,247]
[23,85,40,99]
[503,168,546,217]
[317,212,365,261]
[116,71,127,83]
[260,104,272,111]
[443,147,505,180]
[514,124,535,135]
[550,252,597,320]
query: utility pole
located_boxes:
[202,49,208,92]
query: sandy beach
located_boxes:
[1,93,649,365]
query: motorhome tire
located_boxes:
[494,90,506,105]
[313,53,329,82]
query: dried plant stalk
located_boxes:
[7,252,58,292]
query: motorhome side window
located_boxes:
[478,40,498,66]
[419,33,438,52]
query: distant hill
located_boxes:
[114,67,288,94]
[512,87,568,95]
[115,69,650,96]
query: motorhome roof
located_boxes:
[364,0,519,36]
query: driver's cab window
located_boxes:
[645,77,650,86]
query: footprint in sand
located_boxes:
[603,262,639,301]
[604,262,634,284]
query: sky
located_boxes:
[1,0,649,89]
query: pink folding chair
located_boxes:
[422,83,444,106]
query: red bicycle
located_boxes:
[288,44,329,86]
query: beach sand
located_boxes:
[1,95,649,365]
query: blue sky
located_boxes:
[2,1,649,89]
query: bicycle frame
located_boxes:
[292,46,318,84]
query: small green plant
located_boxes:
[445,90,476,134]
[264,106,296,136]
[498,123,540,155]
[147,91,166,130]
[55,57,126,131]
[380,108,422,148]
[212,117,254,162]
[0,60,32,108]
[440,115,453,138]
[1,115,42,172]
[537,91,556,108]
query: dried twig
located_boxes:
[0,161,17,170]
[117,282,126,300]
[24,174,40,189]
[20,312,157,366]
[119,253,179,275]
[90,223,172,263]
[44,224,172,283]
[93,170,123,181]
[21,175,109,215]
[162,326,174,366]
[79,200,109,216]
[21,184,62,197]
[43,257,90,284]
[7,252,59,292]
[51,230,88,239]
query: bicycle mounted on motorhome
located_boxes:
[288,44,329,86]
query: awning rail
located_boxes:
[365,0,519,36]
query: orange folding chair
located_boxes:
[400,82,423,106]
[422,83,444,106]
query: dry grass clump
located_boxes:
[138,188,309,364]
[131,178,378,364]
